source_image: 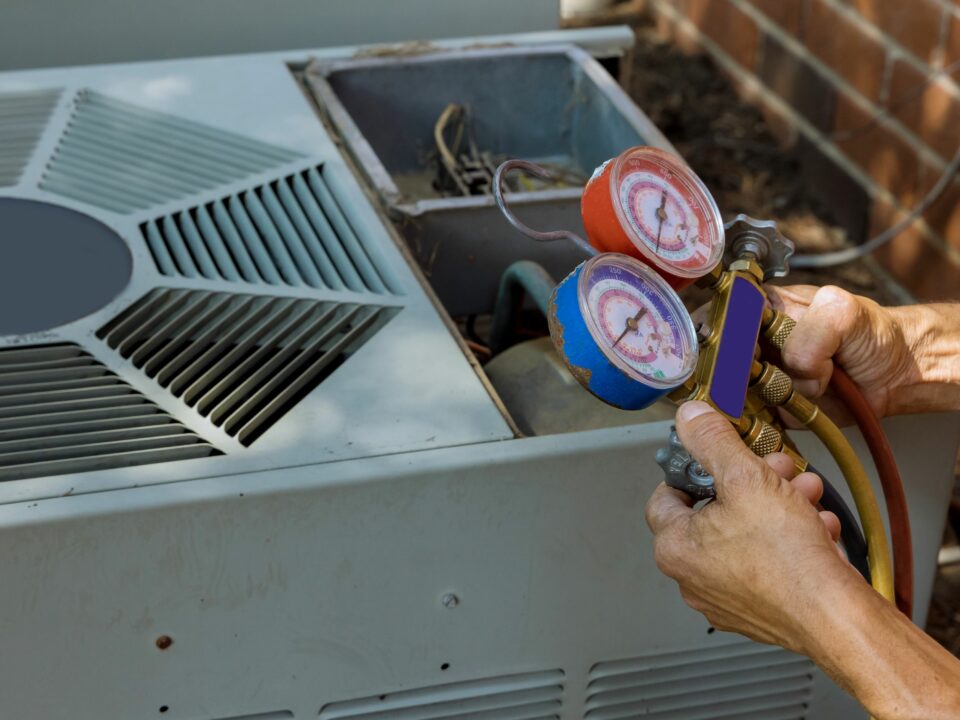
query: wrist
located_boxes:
[884,304,960,415]
[803,569,960,719]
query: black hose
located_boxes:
[809,463,872,584]
[489,261,556,355]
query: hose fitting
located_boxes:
[753,362,793,406]
[761,308,796,351]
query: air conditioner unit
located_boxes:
[0,30,955,720]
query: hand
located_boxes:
[763,285,918,418]
[645,401,858,654]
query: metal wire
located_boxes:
[492,159,598,257]
[792,144,960,268]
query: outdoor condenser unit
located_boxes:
[0,29,956,720]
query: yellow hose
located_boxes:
[785,393,895,603]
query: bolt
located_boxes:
[155,635,173,650]
[441,593,459,608]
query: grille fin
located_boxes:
[586,643,814,720]
[41,90,302,213]
[143,167,397,295]
[319,670,564,720]
[0,344,218,481]
[98,289,397,446]
[0,89,60,187]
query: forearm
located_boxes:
[806,570,960,719]
[888,303,960,415]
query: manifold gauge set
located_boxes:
[495,146,905,616]
[496,146,779,419]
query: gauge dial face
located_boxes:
[578,254,697,386]
[611,148,724,277]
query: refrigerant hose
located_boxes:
[830,367,914,617]
[763,309,910,614]
[809,463,872,583]
[783,391,896,604]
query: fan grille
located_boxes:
[319,669,564,720]
[98,289,398,445]
[586,642,814,720]
[0,344,217,481]
[40,90,302,213]
[0,88,60,187]
[142,166,397,294]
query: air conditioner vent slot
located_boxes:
[98,289,398,445]
[40,90,303,213]
[587,642,814,720]
[0,88,60,188]
[143,166,397,294]
[319,669,564,720]
[0,343,218,481]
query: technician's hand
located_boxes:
[647,401,960,719]
[763,285,916,418]
[645,401,855,655]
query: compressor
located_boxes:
[493,146,913,622]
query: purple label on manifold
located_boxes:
[709,277,764,418]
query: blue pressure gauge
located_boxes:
[547,253,699,410]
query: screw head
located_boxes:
[441,593,459,608]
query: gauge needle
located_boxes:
[612,308,648,348]
[655,191,668,253]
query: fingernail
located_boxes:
[678,401,713,422]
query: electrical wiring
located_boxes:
[830,367,914,617]
[791,145,960,268]
[785,55,960,269]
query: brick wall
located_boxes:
[644,0,960,300]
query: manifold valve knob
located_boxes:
[655,426,716,501]
[723,214,795,280]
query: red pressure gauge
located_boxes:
[581,147,725,289]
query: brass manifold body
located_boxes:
[667,254,813,472]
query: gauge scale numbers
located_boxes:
[584,264,688,383]
[618,170,714,272]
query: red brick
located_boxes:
[944,9,960,66]
[803,0,889,101]
[887,58,960,162]
[744,0,804,36]
[674,0,760,70]
[832,93,925,205]
[872,200,960,300]
[760,32,837,131]
[847,0,945,64]
[915,161,960,253]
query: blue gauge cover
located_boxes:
[548,262,672,411]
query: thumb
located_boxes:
[675,401,771,498]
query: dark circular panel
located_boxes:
[0,199,132,335]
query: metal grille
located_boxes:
[40,90,302,213]
[586,642,814,720]
[0,344,217,481]
[0,89,60,187]
[319,669,564,720]
[97,289,397,446]
[143,166,396,294]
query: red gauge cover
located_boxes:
[581,146,725,289]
